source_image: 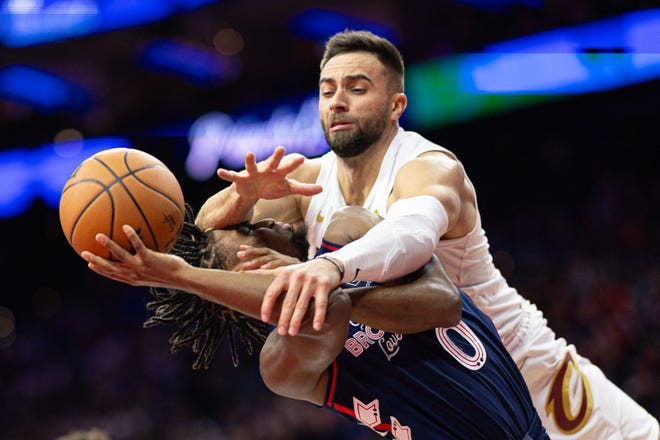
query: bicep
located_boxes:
[388,153,465,227]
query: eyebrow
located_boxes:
[319,73,373,86]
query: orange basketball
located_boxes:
[59,147,185,260]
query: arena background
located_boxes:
[1,1,658,438]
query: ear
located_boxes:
[391,93,407,120]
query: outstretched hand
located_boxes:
[261,258,342,336]
[81,225,188,290]
[217,146,322,200]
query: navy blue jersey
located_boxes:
[318,240,546,439]
[323,290,545,439]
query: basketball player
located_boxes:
[82,205,549,439]
[195,30,659,439]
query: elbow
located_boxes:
[259,343,300,399]
[436,285,462,328]
[260,362,287,397]
[259,342,282,393]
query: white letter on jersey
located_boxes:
[353,397,382,428]
[391,416,412,440]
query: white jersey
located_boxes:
[304,127,659,440]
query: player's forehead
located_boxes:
[320,51,386,84]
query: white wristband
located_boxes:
[328,195,449,283]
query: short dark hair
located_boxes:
[320,30,405,92]
[144,204,269,369]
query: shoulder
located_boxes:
[398,150,465,183]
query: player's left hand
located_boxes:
[81,225,189,289]
[261,258,342,336]
[217,146,322,201]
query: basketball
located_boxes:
[59,147,186,260]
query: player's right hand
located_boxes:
[81,225,188,290]
[261,257,341,336]
[216,146,322,200]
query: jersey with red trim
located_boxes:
[323,289,544,439]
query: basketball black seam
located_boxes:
[63,150,181,254]
[120,152,183,250]
[128,168,184,217]
[62,178,114,247]
[129,169,184,250]
[91,152,160,250]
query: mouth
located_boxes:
[329,119,353,132]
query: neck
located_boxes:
[336,125,398,206]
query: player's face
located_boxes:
[210,219,309,263]
[319,52,393,158]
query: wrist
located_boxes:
[315,255,345,282]
[231,183,259,210]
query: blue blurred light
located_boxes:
[484,8,660,53]
[290,8,400,47]
[464,52,639,93]
[0,0,217,47]
[0,137,131,218]
[450,0,542,12]
[186,95,328,180]
[406,8,660,128]
[140,39,241,86]
[0,64,90,111]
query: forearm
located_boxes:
[195,184,257,231]
[345,257,461,333]
[329,195,449,283]
[176,265,276,322]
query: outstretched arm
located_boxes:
[195,146,322,231]
[83,225,349,405]
[82,226,278,321]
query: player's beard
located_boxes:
[323,112,388,158]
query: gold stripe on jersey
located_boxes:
[545,350,594,434]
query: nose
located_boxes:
[329,91,348,112]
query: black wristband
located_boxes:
[315,255,345,281]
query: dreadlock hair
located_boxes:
[143,204,270,369]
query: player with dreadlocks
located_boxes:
[142,204,271,369]
[82,205,549,439]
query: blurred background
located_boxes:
[1,0,658,438]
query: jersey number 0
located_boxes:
[436,321,487,371]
